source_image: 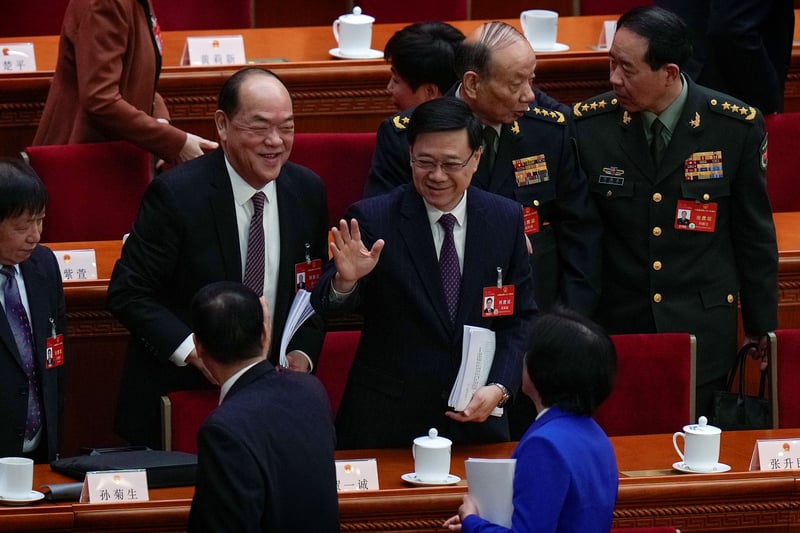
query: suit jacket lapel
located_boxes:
[458,191,491,327]
[273,169,303,354]
[208,150,245,281]
[618,112,655,181]
[20,257,50,368]
[0,294,21,369]
[397,189,453,335]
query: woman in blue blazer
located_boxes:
[446,308,619,532]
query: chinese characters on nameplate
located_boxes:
[0,43,36,72]
[335,459,379,492]
[79,470,149,503]
[180,36,246,66]
[53,249,98,281]
[749,438,800,471]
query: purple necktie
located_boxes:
[243,192,266,295]
[1,265,42,441]
[438,214,461,323]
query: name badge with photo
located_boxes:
[674,199,717,232]
[482,285,515,318]
[513,154,549,187]
[294,259,322,293]
[684,151,723,181]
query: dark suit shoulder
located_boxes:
[280,160,325,187]
[572,92,620,120]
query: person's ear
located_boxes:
[214,110,229,142]
[461,71,481,100]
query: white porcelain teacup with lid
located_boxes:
[332,6,375,57]
[672,416,722,472]
[412,428,452,482]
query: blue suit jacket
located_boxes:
[463,407,618,533]
[189,361,339,532]
[108,149,329,448]
[0,245,66,461]
[312,185,536,449]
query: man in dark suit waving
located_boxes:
[0,159,66,462]
[312,98,537,449]
[188,281,338,533]
[108,68,329,448]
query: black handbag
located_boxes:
[711,342,772,431]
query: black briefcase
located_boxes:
[50,447,197,488]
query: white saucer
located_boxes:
[329,48,383,60]
[401,472,461,486]
[0,490,45,506]
[672,461,731,474]
[533,42,570,53]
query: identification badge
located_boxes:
[522,206,539,235]
[482,285,515,318]
[46,334,65,369]
[684,151,723,181]
[294,259,322,292]
[513,154,549,187]
[674,200,717,232]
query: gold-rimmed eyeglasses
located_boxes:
[410,150,475,174]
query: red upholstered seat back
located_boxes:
[162,389,219,454]
[357,0,467,23]
[594,333,695,436]
[611,528,678,533]
[151,0,251,30]
[1,0,69,37]
[764,113,800,212]
[24,141,152,243]
[315,330,361,415]
[772,329,800,428]
[291,133,376,228]
[580,0,652,15]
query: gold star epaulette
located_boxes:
[572,96,619,119]
[708,97,757,122]
[527,106,566,124]
[391,111,412,131]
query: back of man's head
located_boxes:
[385,22,465,94]
[192,281,265,365]
[407,98,482,151]
[0,158,47,223]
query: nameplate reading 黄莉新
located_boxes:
[53,249,98,281]
[0,43,36,72]
[335,458,379,492]
[749,438,800,471]
[180,35,246,66]
[79,470,149,504]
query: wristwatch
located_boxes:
[489,382,511,407]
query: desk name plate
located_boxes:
[335,458,379,492]
[79,469,149,504]
[749,438,800,471]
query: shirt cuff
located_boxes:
[329,280,358,303]
[290,350,314,373]
[169,335,195,366]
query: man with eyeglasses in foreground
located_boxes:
[108,67,328,449]
[312,98,537,449]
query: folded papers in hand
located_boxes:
[448,326,502,416]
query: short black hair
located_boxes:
[384,22,465,94]
[617,5,693,71]
[217,67,287,117]
[525,307,617,416]
[0,158,47,223]
[407,98,482,151]
[191,281,264,365]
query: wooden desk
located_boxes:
[3,13,800,158]
[3,429,800,532]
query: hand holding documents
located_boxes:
[464,458,516,528]
[278,289,315,367]
[448,326,503,417]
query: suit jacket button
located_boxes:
[652,193,662,202]
[652,226,662,236]
[653,293,662,303]
[653,261,662,271]
[727,294,734,303]
[703,193,710,201]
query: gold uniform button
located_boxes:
[653,293,662,303]
[533,200,540,207]
[703,193,710,201]
[653,226,662,236]
[652,193,662,202]
[727,294,734,303]
[606,190,613,198]
[653,261,662,271]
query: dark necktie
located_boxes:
[650,118,667,166]
[243,192,266,295]
[481,126,498,172]
[1,265,42,441]
[438,214,461,323]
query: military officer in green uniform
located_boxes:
[573,6,778,416]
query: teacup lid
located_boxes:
[413,428,452,448]
[338,6,375,24]
[686,415,721,434]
